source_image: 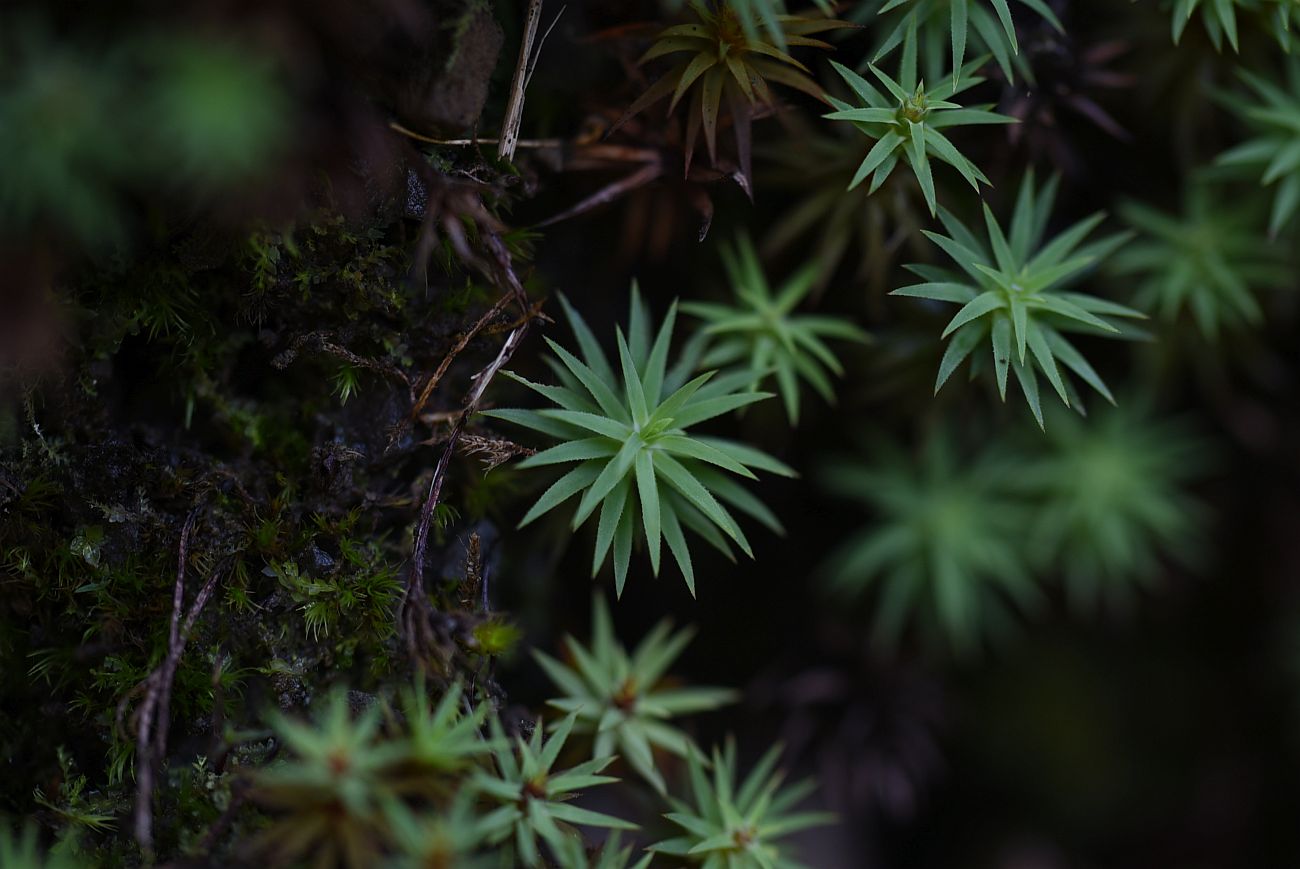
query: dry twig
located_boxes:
[273,331,415,403]
[400,203,536,668]
[409,293,515,422]
[497,0,546,163]
[130,510,224,856]
[400,316,531,667]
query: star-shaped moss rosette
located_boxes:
[1022,403,1209,614]
[382,792,493,869]
[251,691,407,868]
[534,594,737,794]
[682,233,869,424]
[893,171,1144,426]
[473,712,636,867]
[824,53,1014,216]
[613,1,852,187]
[649,738,833,868]
[383,680,499,797]
[485,286,794,596]
[1216,55,1300,236]
[1110,177,1292,340]
[819,432,1040,655]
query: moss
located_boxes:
[0,175,524,857]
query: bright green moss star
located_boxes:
[893,171,1144,426]
[486,286,794,596]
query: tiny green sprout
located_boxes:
[332,363,362,405]
[1216,55,1300,236]
[900,82,931,122]
[649,738,833,869]
[682,233,869,425]
[825,51,1013,216]
[534,594,737,794]
[30,747,117,843]
[484,285,795,597]
[473,711,637,867]
[893,171,1144,426]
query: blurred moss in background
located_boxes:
[0,18,291,250]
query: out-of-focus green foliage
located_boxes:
[555,831,653,869]
[138,38,289,189]
[486,288,793,596]
[1111,176,1292,339]
[1269,0,1300,50]
[1166,0,1300,52]
[534,595,736,793]
[388,681,498,791]
[861,0,1064,83]
[250,682,500,867]
[682,234,869,424]
[1217,55,1300,235]
[662,0,838,49]
[649,738,833,868]
[759,119,929,294]
[0,22,288,246]
[893,172,1143,426]
[0,823,77,869]
[1171,0,1248,51]
[381,793,494,869]
[252,692,407,868]
[1021,404,1209,613]
[820,433,1039,655]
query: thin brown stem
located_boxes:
[401,319,530,659]
[409,293,515,422]
[387,122,563,150]
[131,510,225,857]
